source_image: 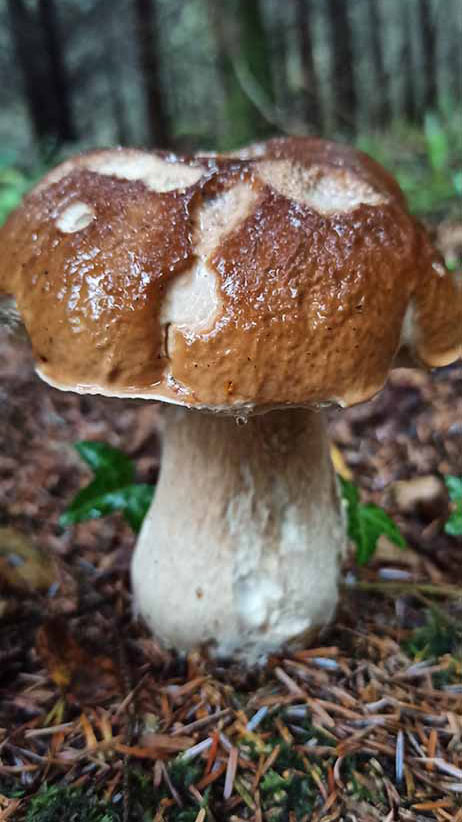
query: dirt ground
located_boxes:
[0,322,461,820]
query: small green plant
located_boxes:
[60,442,155,534]
[357,108,462,219]
[424,112,450,174]
[403,608,462,660]
[26,784,120,822]
[260,768,316,819]
[339,477,406,565]
[444,476,462,537]
[0,154,36,226]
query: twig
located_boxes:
[344,581,462,599]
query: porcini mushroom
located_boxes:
[0,139,460,664]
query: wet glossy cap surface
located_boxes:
[0,140,460,411]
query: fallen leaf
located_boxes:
[0,794,22,821]
[330,444,353,480]
[36,617,118,703]
[389,475,448,521]
[119,734,193,759]
[0,527,57,593]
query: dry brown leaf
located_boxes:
[330,444,352,480]
[0,527,57,593]
[116,737,193,760]
[36,616,118,702]
[138,733,194,754]
[388,475,448,521]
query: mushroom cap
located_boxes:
[0,139,460,412]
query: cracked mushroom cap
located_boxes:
[0,139,460,412]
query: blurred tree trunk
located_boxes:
[294,0,322,133]
[270,2,289,111]
[236,0,274,116]
[208,0,273,148]
[401,1,418,122]
[6,0,53,143]
[103,0,129,144]
[134,0,170,147]
[38,0,76,142]
[325,0,357,132]
[418,0,437,114]
[367,0,390,127]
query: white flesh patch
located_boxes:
[432,260,446,277]
[224,142,267,160]
[56,202,95,233]
[35,151,204,195]
[85,151,204,192]
[399,301,417,351]
[161,182,259,347]
[160,262,219,338]
[195,183,259,258]
[257,160,386,214]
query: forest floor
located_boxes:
[0,228,461,820]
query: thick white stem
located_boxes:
[131,406,346,665]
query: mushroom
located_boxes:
[0,139,460,664]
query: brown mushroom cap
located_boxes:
[0,140,460,412]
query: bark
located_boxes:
[401,0,418,122]
[418,0,438,113]
[209,0,275,148]
[134,0,170,147]
[6,0,53,143]
[236,0,275,109]
[367,0,390,127]
[38,0,76,142]
[132,406,345,664]
[207,0,256,147]
[325,0,357,131]
[294,0,322,132]
[103,0,129,144]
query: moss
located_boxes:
[403,609,462,660]
[260,769,316,820]
[25,785,120,822]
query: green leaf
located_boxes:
[445,475,462,502]
[403,608,462,659]
[60,442,154,534]
[444,476,462,537]
[74,441,134,485]
[445,513,462,537]
[339,477,406,565]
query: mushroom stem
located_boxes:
[131,406,346,664]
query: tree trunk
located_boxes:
[134,0,170,147]
[418,0,437,114]
[401,0,418,122]
[103,0,129,144]
[294,0,322,133]
[38,0,76,143]
[325,0,357,132]
[207,0,262,148]
[236,0,275,112]
[270,1,289,115]
[367,0,390,127]
[6,0,53,144]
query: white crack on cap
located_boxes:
[56,202,95,233]
[161,181,260,347]
[257,160,387,215]
[85,151,205,192]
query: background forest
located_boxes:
[0,0,461,224]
